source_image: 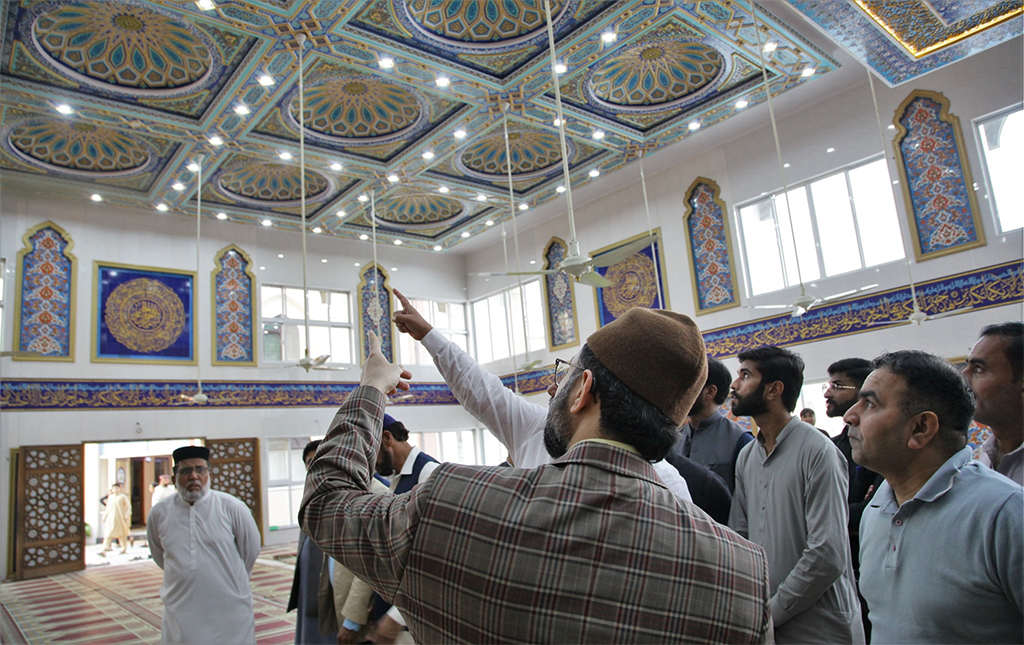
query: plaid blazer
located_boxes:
[301,386,772,644]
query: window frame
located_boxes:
[259,284,354,367]
[973,103,1024,235]
[265,437,317,531]
[395,295,469,366]
[470,278,546,365]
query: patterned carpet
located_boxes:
[1,545,299,644]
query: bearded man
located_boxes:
[146,446,261,644]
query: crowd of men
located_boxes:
[144,311,1022,644]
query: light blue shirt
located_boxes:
[860,447,1024,644]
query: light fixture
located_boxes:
[826,147,835,153]
[208,136,223,146]
[279,151,292,160]
[454,129,467,139]
[393,239,403,245]
[55,104,73,115]
[387,173,399,183]
[601,31,617,43]
[172,182,185,191]
[258,74,275,86]
[588,169,600,178]
[485,220,494,226]
[391,267,398,272]
[438,186,449,193]
[435,76,450,87]
[195,0,216,10]
[556,185,566,193]
[519,203,528,211]
[553,118,562,127]
[476,194,488,202]
[461,231,471,238]
[359,234,369,240]
[354,262,361,266]
[763,42,777,52]
[887,124,895,130]
[313,227,322,234]
[688,121,701,131]
[262,219,272,226]
[530,260,536,265]
[156,203,169,212]
[893,180,899,185]
[187,162,200,172]
[433,245,443,251]
[234,104,250,116]
[216,212,228,220]
[592,130,605,140]
[259,266,266,270]
[422,151,435,160]
[783,163,791,168]
[378,56,395,69]
[801,67,815,77]
[277,254,284,258]
[554,62,567,74]
[336,209,347,217]
[735,99,748,109]
[330,162,342,171]
[91,194,102,202]
[358,194,369,202]
[321,258,327,263]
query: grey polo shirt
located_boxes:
[730,417,864,643]
[860,446,1024,644]
[678,410,754,493]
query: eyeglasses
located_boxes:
[553,357,584,387]
[821,382,858,394]
[177,466,209,477]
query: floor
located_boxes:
[1,543,299,644]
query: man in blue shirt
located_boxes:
[845,350,1023,644]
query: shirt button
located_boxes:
[895,519,903,526]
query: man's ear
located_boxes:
[568,370,597,414]
[381,430,393,447]
[906,411,941,450]
[704,384,717,404]
[763,380,784,402]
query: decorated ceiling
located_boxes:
[0,1,1016,250]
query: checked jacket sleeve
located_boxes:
[299,385,430,602]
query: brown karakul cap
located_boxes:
[586,308,708,425]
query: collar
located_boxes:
[555,441,662,488]
[576,438,641,456]
[398,445,422,477]
[756,416,800,450]
[913,446,974,503]
[694,410,723,431]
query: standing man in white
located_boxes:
[147,446,261,644]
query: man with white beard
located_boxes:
[146,446,261,644]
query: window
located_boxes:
[266,437,318,530]
[396,297,469,365]
[472,280,545,364]
[261,285,352,364]
[977,106,1023,233]
[736,158,905,297]
[407,427,508,466]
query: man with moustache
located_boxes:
[302,312,773,643]
[147,446,261,644]
[728,346,863,644]
[845,351,1023,643]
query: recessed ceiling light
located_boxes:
[156,203,168,211]
[688,121,701,131]
[553,118,562,127]
[393,239,403,245]
[554,62,567,74]
[279,151,292,160]
[588,169,600,178]
[893,180,899,185]
[330,162,342,171]
[216,212,227,220]
[801,67,815,77]
[519,203,528,211]
[234,104,250,116]
[262,219,272,227]
[601,31,617,43]
[195,0,216,10]
[438,186,449,193]
[277,254,284,258]
[735,99,748,109]
[422,151,435,160]
[378,56,395,69]
[354,262,361,266]
[321,258,328,263]
[259,266,266,270]
[461,231,471,238]
[358,194,369,202]
[888,124,895,130]
[391,267,398,272]
[433,245,443,251]
[592,130,605,140]
[359,234,369,240]
[208,136,223,146]
[435,76,450,87]
[258,74,275,86]
[313,227,322,234]
[387,173,400,183]
[91,194,102,202]
[763,42,777,52]
[783,163,791,168]
[826,147,835,153]
[454,129,467,139]
[336,209,347,217]
[55,104,73,115]
[477,194,487,202]
[172,182,185,191]
[187,162,200,172]
[485,220,494,226]
[530,260,536,265]
[556,185,566,193]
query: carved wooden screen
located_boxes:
[207,438,263,544]
[14,444,85,580]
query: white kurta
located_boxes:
[151,484,175,508]
[147,490,261,644]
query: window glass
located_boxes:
[849,160,905,267]
[308,290,330,322]
[811,174,861,276]
[261,286,283,318]
[978,107,1024,233]
[261,285,352,366]
[739,201,786,295]
[473,299,493,364]
[329,292,350,324]
[774,188,820,284]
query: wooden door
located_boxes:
[13,444,86,580]
[207,438,264,544]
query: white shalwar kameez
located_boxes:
[147,489,261,644]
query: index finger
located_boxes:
[366,330,381,357]
[393,288,412,310]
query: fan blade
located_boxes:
[744,305,792,310]
[590,234,659,268]
[520,359,542,371]
[470,271,556,277]
[866,319,911,327]
[928,306,973,320]
[821,283,880,302]
[312,366,349,371]
[578,271,613,288]
[312,354,330,367]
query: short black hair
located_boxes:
[303,440,321,462]
[872,350,974,453]
[736,346,805,412]
[799,408,815,418]
[980,322,1023,382]
[827,357,873,387]
[705,357,732,405]
[576,344,678,462]
[384,420,409,442]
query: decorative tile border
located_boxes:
[542,237,580,351]
[211,245,256,365]
[893,90,985,260]
[702,260,1022,359]
[683,178,739,314]
[13,221,76,361]
[357,263,396,362]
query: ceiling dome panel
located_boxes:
[590,41,725,109]
[218,161,329,204]
[457,127,567,180]
[32,1,214,95]
[7,119,151,175]
[295,76,424,142]
[404,0,567,47]
[375,193,464,227]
